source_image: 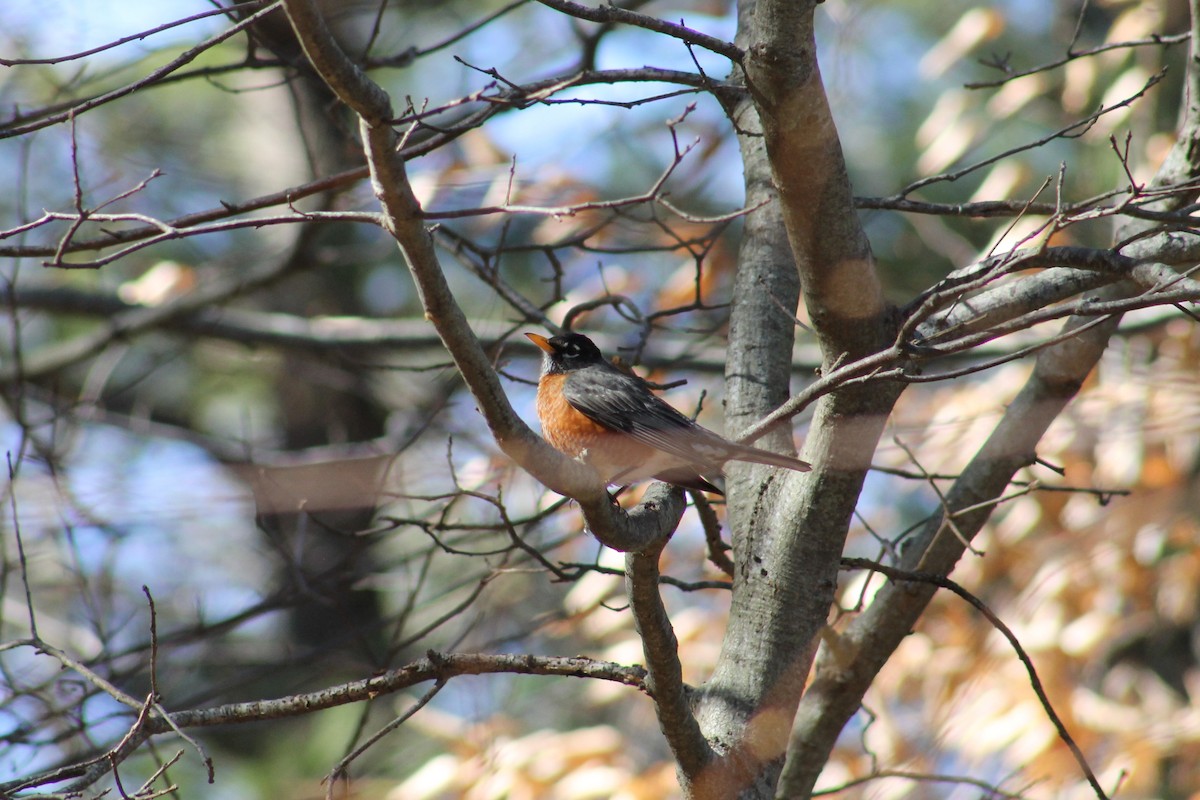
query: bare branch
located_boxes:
[0,165,368,258]
[1,650,649,796]
[324,679,446,794]
[964,33,1187,90]
[813,768,1028,799]
[0,1,270,67]
[839,559,1107,800]
[532,0,743,62]
[168,652,648,727]
[0,228,313,385]
[897,69,1166,198]
[0,2,285,139]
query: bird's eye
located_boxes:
[563,344,580,357]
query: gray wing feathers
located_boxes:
[561,368,725,465]
[562,367,809,472]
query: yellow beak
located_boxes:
[525,333,555,354]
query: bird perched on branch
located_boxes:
[527,332,810,495]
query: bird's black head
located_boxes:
[526,332,605,373]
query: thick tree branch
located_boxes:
[777,310,1121,799]
[777,2,1200,794]
[280,0,684,552]
[911,244,1200,343]
[910,245,1137,310]
[742,0,891,363]
[626,541,715,786]
[689,4,904,797]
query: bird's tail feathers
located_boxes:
[732,445,811,472]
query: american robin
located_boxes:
[527,332,810,494]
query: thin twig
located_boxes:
[965,32,1187,89]
[0,1,270,66]
[532,0,743,61]
[0,1,285,139]
[840,558,1109,800]
[7,453,38,639]
[324,679,447,798]
[893,437,983,556]
[898,69,1166,197]
[693,492,733,577]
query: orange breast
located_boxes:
[536,373,660,484]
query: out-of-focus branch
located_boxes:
[0,225,323,385]
[894,69,1166,199]
[0,1,270,67]
[3,286,821,376]
[0,1,284,139]
[963,32,1188,89]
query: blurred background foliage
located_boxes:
[2,0,1199,798]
